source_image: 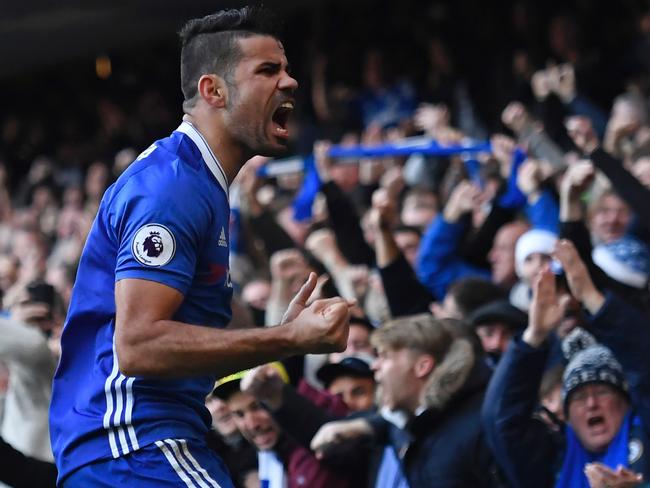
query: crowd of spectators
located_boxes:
[1,0,650,486]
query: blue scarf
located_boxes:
[292,155,320,222]
[555,411,634,488]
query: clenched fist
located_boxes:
[287,296,354,355]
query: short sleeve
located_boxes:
[111,166,211,295]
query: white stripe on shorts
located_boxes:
[156,440,196,488]
[164,439,212,488]
[103,340,121,458]
[177,439,221,488]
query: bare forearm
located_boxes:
[374,228,400,268]
[115,277,351,379]
[560,192,583,222]
[117,320,298,378]
[522,327,549,348]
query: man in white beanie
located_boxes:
[509,228,558,311]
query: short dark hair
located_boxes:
[178,6,282,110]
[447,277,507,318]
[394,224,422,238]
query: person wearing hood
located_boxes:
[311,313,496,487]
[482,239,650,488]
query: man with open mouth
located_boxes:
[483,240,649,488]
[49,6,354,487]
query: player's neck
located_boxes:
[182,113,244,185]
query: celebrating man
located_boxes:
[50,7,353,487]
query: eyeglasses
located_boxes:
[570,385,616,405]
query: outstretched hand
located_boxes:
[584,462,644,488]
[554,240,605,314]
[524,267,563,348]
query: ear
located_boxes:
[197,74,227,108]
[413,353,435,379]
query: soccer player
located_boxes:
[49,7,353,487]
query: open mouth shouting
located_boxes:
[271,99,294,140]
[586,414,606,432]
[251,425,278,449]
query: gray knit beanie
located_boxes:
[561,327,629,410]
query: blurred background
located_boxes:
[2,0,649,187]
[1,1,650,486]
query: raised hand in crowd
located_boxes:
[368,188,401,268]
[531,63,576,104]
[490,134,517,178]
[501,101,533,135]
[305,228,347,271]
[378,165,405,200]
[516,158,554,204]
[270,249,311,294]
[554,239,605,314]
[584,462,644,488]
[531,69,553,102]
[523,265,564,348]
[359,125,385,186]
[240,364,285,411]
[524,238,606,349]
[603,96,647,158]
[235,155,268,217]
[369,188,398,230]
[548,63,577,104]
[313,140,334,184]
[305,228,366,301]
[442,180,482,223]
[559,159,595,221]
[414,103,450,137]
[267,249,312,325]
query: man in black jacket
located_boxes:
[312,314,496,487]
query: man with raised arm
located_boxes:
[50,7,353,487]
[482,240,649,488]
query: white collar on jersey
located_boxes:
[176,121,230,198]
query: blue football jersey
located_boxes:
[50,121,234,481]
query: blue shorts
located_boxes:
[63,438,235,488]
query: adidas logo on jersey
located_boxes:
[218,227,228,247]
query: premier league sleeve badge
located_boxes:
[132,223,176,267]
